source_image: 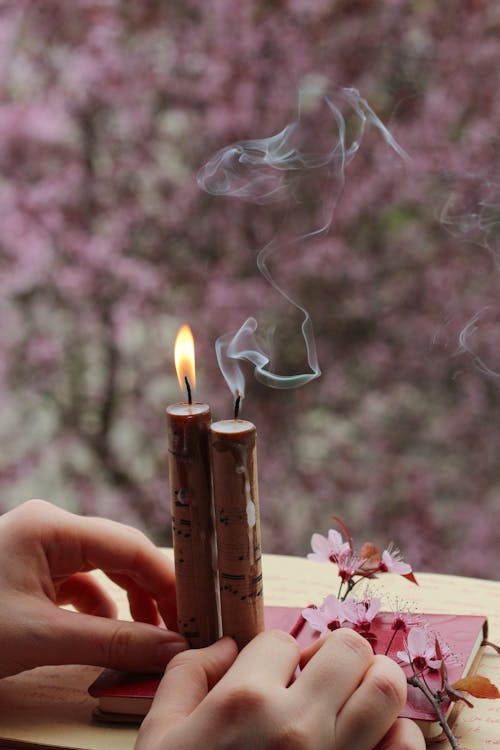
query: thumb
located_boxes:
[137,637,238,746]
[32,602,187,672]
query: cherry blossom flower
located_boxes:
[336,550,364,583]
[378,544,413,576]
[390,610,418,633]
[382,609,422,656]
[344,596,382,632]
[302,594,351,633]
[383,597,421,635]
[397,626,442,672]
[307,529,350,564]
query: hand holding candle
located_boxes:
[167,325,220,648]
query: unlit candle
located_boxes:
[210,418,264,650]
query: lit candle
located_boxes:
[210,395,265,650]
[167,325,220,648]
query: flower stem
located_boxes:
[384,627,399,656]
[407,675,459,750]
[337,579,344,599]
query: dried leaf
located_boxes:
[452,675,500,699]
[360,542,381,563]
[445,681,474,708]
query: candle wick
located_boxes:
[234,393,241,420]
[185,376,192,405]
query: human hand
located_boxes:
[136,627,426,750]
[0,499,187,679]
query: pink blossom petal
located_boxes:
[308,533,330,562]
[302,607,329,633]
[407,626,428,656]
[381,548,412,575]
[365,597,382,621]
[311,532,330,554]
[426,657,442,670]
[342,599,361,624]
[397,650,412,664]
[327,529,349,556]
[323,594,348,623]
[307,552,327,562]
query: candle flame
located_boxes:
[174,324,196,393]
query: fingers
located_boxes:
[57,571,161,626]
[216,629,300,691]
[26,601,187,673]
[107,572,161,625]
[71,517,177,629]
[296,633,407,750]
[22,500,177,630]
[334,654,408,750]
[58,570,164,626]
[135,630,419,750]
[55,573,117,618]
[292,628,375,715]
[375,718,426,750]
[139,632,300,750]
[137,637,238,749]
[73,516,178,630]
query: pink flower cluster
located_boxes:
[302,521,500,750]
[303,600,446,676]
[302,593,382,634]
[303,523,419,650]
[308,528,413,584]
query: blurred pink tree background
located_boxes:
[1,0,499,576]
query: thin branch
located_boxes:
[407,675,459,750]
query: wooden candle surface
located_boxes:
[210,418,265,650]
[167,403,220,647]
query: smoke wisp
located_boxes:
[442,171,500,378]
[198,84,409,399]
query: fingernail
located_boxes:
[155,640,188,668]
